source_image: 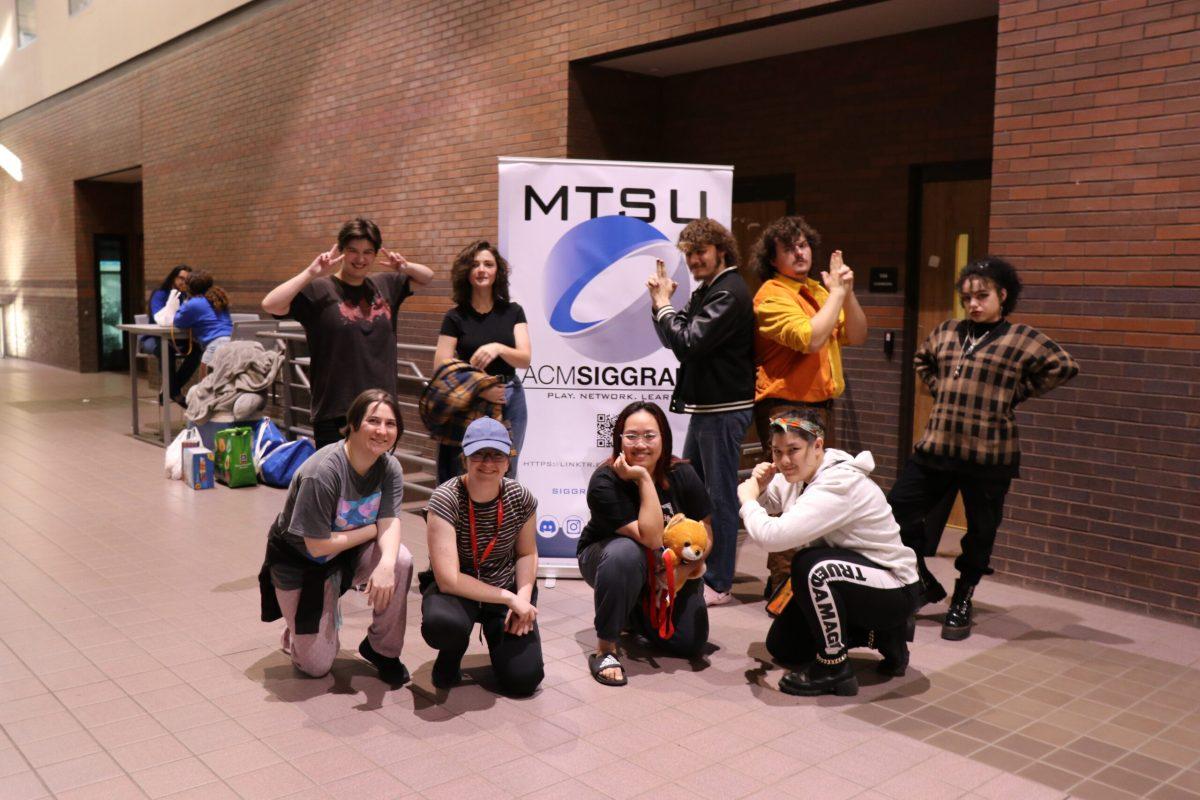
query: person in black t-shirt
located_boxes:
[261,218,434,448]
[433,240,531,483]
[577,402,712,686]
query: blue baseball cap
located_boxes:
[461,417,513,456]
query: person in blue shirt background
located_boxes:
[141,264,201,405]
[173,269,233,373]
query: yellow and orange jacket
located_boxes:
[753,274,847,404]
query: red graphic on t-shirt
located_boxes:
[339,296,391,324]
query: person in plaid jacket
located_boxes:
[888,257,1078,640]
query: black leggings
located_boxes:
[163,346,202,399]
[767,547,919,665]
[887,457,1012,586]
[577,536,709,658]
[420,584,544,696]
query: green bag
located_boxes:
[214,427,257,488]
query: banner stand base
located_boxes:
[538,557,582,584]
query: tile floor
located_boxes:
[0,359,1198,799]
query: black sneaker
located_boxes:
[358,638,410,686]
[431,651,463,689]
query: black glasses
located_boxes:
[467,451,510,464]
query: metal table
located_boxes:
[115,322,182,446]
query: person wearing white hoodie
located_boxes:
[738,409,922,697]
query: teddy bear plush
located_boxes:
[662,513,709,567]
[644,514,710,639]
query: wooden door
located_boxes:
[913,178,990,533]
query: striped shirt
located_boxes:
[914,319,1078,468]
[427,477,536,589]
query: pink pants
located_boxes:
[274,541,413,677]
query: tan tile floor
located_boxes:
[1,359,1198,799]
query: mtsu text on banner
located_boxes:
[498,157,734,569]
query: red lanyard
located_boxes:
[467,495,503,577]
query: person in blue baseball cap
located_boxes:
[420,417,544,695]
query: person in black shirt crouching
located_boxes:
[577,401,712,686]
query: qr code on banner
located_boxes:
[596,414,617,449]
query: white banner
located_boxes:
[498,157,734,570]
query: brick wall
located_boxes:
[990,0,1200,622]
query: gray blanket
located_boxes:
[185,340,284,424]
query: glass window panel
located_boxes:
[17,0,37,48]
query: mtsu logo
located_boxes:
[543,216,687,362]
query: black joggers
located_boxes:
[887,457,1012,587]
[767,547,920,665]
[420,583,544,697]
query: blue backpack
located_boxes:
[252,418,315,488]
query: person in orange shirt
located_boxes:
[749,216,868,598]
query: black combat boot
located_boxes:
[779,652,858,697]
[941,580,976,641]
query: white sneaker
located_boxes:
[703,585,732,606]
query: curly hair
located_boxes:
[957,256,1022,316]
[750,216,822,283]
[450,240,512,308]
[337,217,382,252]
[677,218,739,268]
[185,270,231,313]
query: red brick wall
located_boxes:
[990,0,1200,622]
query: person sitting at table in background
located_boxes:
[432,240,530,483]
[173,270,233,375]
[737,408,921,697]
[578,401,712,687]
[261,217,434,448]
[140,264,200,406]
[421,417,543,696]
[258,389,414,685]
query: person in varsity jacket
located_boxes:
[648,218,756,607]
[888,256,1078,640]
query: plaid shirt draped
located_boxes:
[419,360,505,447]
[914,320,1078,467]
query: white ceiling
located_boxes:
[593,0,998,76]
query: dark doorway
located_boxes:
[75,168,144,371]
[732,174,795,296]
[901,160,992,538]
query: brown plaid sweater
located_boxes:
[913,319,1078,469]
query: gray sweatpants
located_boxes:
[275,541,414,677]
